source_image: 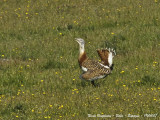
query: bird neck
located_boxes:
[79,43,85,56]
[78,52,87,66]
[78,44,87,66]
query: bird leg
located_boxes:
[91,81,96,87]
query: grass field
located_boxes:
[0,0,160,119]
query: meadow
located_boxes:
[0,0,160,119]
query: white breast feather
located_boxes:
[89,75,106,81]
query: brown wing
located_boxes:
[81,68,111,81]
[97,49,109,66]
[82,59,107,71]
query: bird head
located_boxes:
[75,38,85,46]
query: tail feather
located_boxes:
[97,48,116,67]
[97,49,109,66]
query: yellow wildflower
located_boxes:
[26,65,30,67]
[120,71,125,73]
[154,98,157,101]
[58,105,63,109]
[111,32,115,35]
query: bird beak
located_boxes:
[75,38,79,43]
[75,38,78,41]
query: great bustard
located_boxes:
[75,38,116,86]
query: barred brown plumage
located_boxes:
[75,38,116,86]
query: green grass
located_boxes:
[0,0,160,119]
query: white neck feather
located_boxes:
[79,43,85,55]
